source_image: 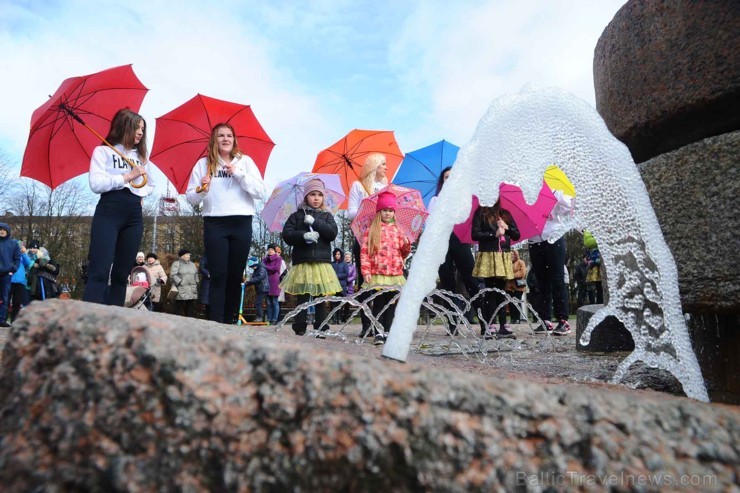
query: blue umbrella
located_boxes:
[392,140,459,207]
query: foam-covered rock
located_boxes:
[1,301,738,491]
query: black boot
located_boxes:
[292,323,307,336]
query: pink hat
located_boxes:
[376,191,396,212]
[303,178,325,198]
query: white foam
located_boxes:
[383,86,709,402]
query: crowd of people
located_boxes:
[0,225,63,327]
[0,110,601,339]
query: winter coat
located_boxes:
[505,258,528,292]
[145,260,168,302]
[361,222,411,278]
[346,262,357,295]
[170,259,199,301]
[586,249,602,283]
[281,207,338,265]
[0,223,20,276]
[574,261,588,286]
[263,253,283,297]
[247,263,270,293]
[198,256,211,305]
[11,252,32,285]
[471,209,520,252]
[28,256,60,300]
[331,248,349,295]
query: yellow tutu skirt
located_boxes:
[472,251,515,280]
[367,274,406,289]
[280,262,342,296]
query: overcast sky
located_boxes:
[1,0,625,195]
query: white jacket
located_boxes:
[89,145,154,197]
[347,180,386,220]
[185,155,266,216]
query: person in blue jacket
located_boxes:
[0,223,21,327]
[10,240,32,323]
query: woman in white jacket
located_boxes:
[186,123,266,323]
[83,109,153,306]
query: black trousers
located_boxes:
[438,233,483,324]
[352,239,372,330]
[83,189,143,306]
[292,294,328,334]
[528,236,568,322]
[175,299,196,318]
[203,215,252,324]
[482,278,507,329]
[10,282,29,322]
[371,290,398,334]
[506,290,524,322]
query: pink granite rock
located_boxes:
[0,300,737,491]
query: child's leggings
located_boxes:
[482,278,507,329]
[371,289,398,334]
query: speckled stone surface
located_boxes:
[638,131,740,313]
[594,0,740,163]
[1,301,738,492]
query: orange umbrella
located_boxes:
[312,129,404,208]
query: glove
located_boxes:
[303,231,320,243]
[304,214,315,226]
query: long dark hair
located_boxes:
[435,166,452,197]
[105,108,148,161]
[480,201,512,227]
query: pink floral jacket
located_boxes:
[360,222,411,277]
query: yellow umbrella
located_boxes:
[544,164,576,197]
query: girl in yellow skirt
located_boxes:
[280,178,342,336]
[360,191,411,345]
[471,201,520,339]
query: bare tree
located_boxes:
[0,153,17,208]
[4,179,95,297]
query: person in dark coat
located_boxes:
[246,256,270,322]
[28,246,61,302]
[574,254,588,307]
[0,223,21,326]
[330,247,349,322]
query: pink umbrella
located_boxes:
[351,184,428,243]
[261,172,346,232]
[453,181,558,244]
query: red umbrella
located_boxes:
[21,64,149,189]
[453,182,558,244]
[312,129,404,209]
[351,184,428,244]
[150,94,275,193]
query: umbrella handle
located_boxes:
[195,183,209,193]
[92,129,148,189]
[59,105,148,188]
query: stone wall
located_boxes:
[0,301,737,491]
[593,0,740,402]
[594,0,740,164]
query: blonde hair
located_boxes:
[207,123,243,178]
[360,153,388,194]
[366,209,396,257]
